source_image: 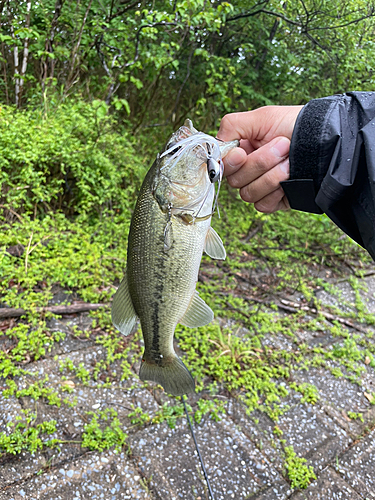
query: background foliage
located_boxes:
[1,0,375,132]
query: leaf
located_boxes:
[341,410,351,422]
[130,76,143,89]
[364,392,374,403]
[61,380,75,389]
[120,99,130,115]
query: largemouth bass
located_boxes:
[112,119,238,395]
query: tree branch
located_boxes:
[228,6,375,32]
[41,0,65,89]
[108,0,139,21]
[0,302,109,319]
[18,0,32,105]
[228,5,301,26]
[308,9,375,31]
[66,0,93,88]
[125,21,178,68]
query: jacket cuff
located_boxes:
[283,96,340,213]
[280,179,323,214]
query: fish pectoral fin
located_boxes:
[204,226,226,260]
[111,269,138,336]
[180,291,214,328]
[164,220,173,252]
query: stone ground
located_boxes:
[1,275,375,500]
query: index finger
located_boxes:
[217,111,255,142]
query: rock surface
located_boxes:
[1,276,375,499]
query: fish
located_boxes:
[111,119,238,396]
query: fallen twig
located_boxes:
[0,302,109,319]
[276,298,370,334]
[219,292,371,335]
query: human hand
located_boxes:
[217,106,303,213]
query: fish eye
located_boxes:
[166,142,181,154]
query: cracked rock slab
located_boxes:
[0,395,23,432]
[0,445,84,489]
[129,415,289,500]
[227,394,350,474]
[337,428,375,498]
[276,399,350,472]
[295,368,370,418]
[0,449,150,500]
[316,276,375,314]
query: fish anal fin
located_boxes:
[204,227,226,260]
[139,355,195,396]
[180,291,214,328]
[111,270,137,336]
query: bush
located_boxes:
[0,100,146,219]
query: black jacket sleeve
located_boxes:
[281,92,375,261]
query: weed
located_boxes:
[81,409,128,452]
[284,445,316,489]
[128,406,151,426]
[0,410,60,457]
[289,383,319,404]
[347,411,364,422]
[194,399,226,424]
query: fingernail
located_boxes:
[271,137,290,158]
[279,158,290,175]
[226,148,245,169]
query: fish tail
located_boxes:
[139,355,195,396]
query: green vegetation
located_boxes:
[0,411,59,457]
[2,0,374,129]
[1,0,374,491]
[284,445,317,489]
[128,398,226,428]
[81,409,128,452]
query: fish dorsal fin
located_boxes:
[111,270,138,336]
[184,119,198,134]
[180,291,214,328]
[204,227,226,260]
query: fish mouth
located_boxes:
[157,122,235,219]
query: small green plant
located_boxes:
[0,411,60,457]
[284,445,316,489]
[290,383,319,404]
[3,377,62,407]
[347,411,364,422]
[128,406,151,426]
[81,409,127,452]
[273,425,283,437]
[153,402,187,429]
[194,399,226,424]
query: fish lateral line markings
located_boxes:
[182,395,216,500]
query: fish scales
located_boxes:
[127,163,209,360]
[111,119,238,395]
